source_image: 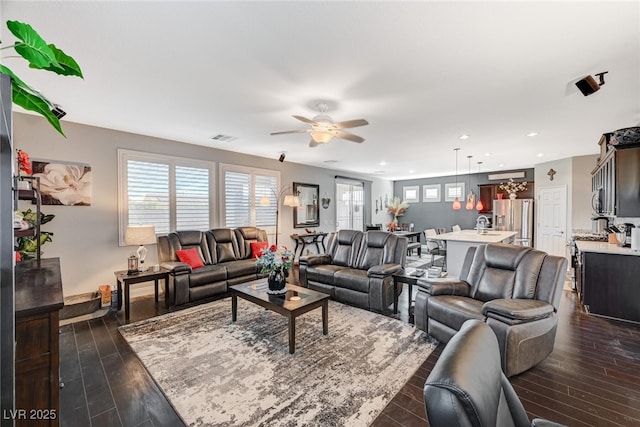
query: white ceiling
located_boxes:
[2,1,639,180]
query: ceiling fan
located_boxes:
[271,102,369,147]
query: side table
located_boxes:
[392,268,425,323]
[114,269,170,321]
[291,232,328,259]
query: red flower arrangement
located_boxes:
[16,149,32,175]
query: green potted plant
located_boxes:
[15,208,54,260]
[0,20,83,136]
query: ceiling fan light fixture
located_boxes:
[311,131,333,144]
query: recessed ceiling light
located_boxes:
[536,153,544,157]
[499,163,505,168]
[484,152,492,157]
[379,161,387,166]
[459,134,470,140]
[527,132,539,137]
[409,170,415,174]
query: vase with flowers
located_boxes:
[387,196,409,226]
[499,178,527,200]
[15,149,32,190]
[256,244,294,294]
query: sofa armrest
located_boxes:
[483,299,554,325]
[299,254,332,266]
[531,418,567,427]
[415,278,470,296]
[160,261,192,275]
[367,263,402,277]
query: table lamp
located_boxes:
[124,225,156,271]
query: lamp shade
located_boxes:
[283,194,300,207]
[310,131,333,144]
[124,225,156,246]
[476,199,484,211]
[452,197,461,210]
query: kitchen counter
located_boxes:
[433,230,518,277]
[576,240,640,256]
[434,230,517,243]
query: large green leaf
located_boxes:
[7,20,61,70]
[30,43,83,78]
[0,64,32,89]
[11,83,65,136]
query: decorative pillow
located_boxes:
[176,248,205,269]
[250,241,269,259]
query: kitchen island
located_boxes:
[575,240,640,323]
[433,230,518,277]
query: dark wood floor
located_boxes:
[59,274,640,427]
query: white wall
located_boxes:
[14,113,391,297]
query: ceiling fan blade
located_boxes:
[293,115,317,125]
[270,129,309,136]
[308,138,319,148]
[333,130,364,143]
[334,119,369,129]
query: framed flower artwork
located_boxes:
[32,160,92,206]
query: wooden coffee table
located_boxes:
[230,281,330,354]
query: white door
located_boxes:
[335,182,364,231]
[537,185,568,257]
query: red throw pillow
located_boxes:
[250,241,269,259]
[176,248,205,269]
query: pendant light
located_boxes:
[452,148,461,210]
[466,155,475,210]
[476,161,484,211]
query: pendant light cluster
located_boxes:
[451,149,483,212]
[452,148,461,210]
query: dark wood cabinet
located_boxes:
[477,182,535,213]
[581,251,640,323]
[592,145,640,217]
[15,258,63,426]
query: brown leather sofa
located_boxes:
[424,320,566,427]
[298,230,407,312]
[415,243,568,377]
[157,227,267,306]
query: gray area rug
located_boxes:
[119,298,435,426]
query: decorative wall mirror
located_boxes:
[293,182,320,228]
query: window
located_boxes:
[220,163,279,230]
[118,149,213,244]
[423,184,441,203]
[336,179,364,231]
[444,182,465,202]
[403,185,419,203]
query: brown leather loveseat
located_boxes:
[414,243,568,376]
[157,227,268,306]
[298,230,407,312]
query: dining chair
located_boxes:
[401,223,410,231]
[424,228,446,267]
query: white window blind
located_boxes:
[118,150,214,244]
[221,164,279,229]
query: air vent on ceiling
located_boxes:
[323,160,340,164]
[210,134,237,142]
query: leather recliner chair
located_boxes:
[424,319,566,427]
[415,243,568,377]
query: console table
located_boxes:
[291,232,328,259]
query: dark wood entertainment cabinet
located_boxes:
[14,258,63,426]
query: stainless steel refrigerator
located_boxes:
[493,199,534,246]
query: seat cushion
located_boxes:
[189,264,227,287]
[428,296,485,332]
[306,264,346,285]
[221,259,259,279]
[334,268,370,294]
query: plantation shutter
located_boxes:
[255,174,277,227]
[224,171,251,228]
[176,165,210,231]
[127,160,170,234]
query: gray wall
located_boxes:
[14,113,392,297]
[393,169,535,232]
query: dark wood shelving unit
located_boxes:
[14,176,42,264]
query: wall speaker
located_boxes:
[575,75,600,96]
